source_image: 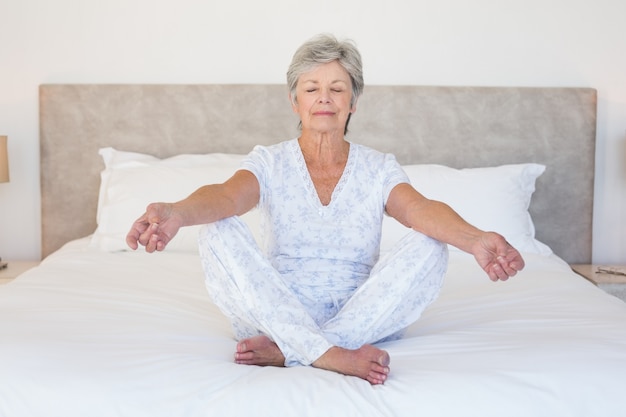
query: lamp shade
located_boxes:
[0,135,9,183]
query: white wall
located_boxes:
[0,0,624,263]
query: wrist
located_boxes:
[168,202,188,228]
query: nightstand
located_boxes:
[0,261,39,285]
[571,264,626,302]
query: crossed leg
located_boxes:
[198,217,446,385]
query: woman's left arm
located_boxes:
[385,183,525,281]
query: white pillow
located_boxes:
[380,163,552,255]
[90,148,260,252]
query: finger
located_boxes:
[137,223,159,253]
[234,351,255,361]
[155,238,167,252]
[489,261,509,281]
[508,255,525,271]
[126,216,151,250]
[125,232,139,250]
[497,256,519,277]
[497,245,524,278]
[487,266,499,282]
[152,224,171,252]
[137,223,157,246]
[144,232,159,253]
[503,250,525,275]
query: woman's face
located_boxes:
[291,60,356,136]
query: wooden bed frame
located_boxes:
[39,85,596,263]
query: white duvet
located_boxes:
[1,238,626,417]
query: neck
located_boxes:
[298,133,349,165]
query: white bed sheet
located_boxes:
[1,238,626,417]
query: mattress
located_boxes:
[2,237,625,416]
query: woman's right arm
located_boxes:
[126,169,260,252]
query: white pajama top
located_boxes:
[240,138,409,301]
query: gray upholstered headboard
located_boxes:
[39,85,596,263]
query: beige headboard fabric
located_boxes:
[39,85,596,263]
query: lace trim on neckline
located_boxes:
[291,139,356,208]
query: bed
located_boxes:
[1,84,626,416]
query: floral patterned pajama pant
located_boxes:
[198,216,448,367]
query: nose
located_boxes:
[317,88,331,103]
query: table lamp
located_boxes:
[0,135,8,269]
[0,135,8,183]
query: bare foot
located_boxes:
[312,345,390,385]
[234,336,390,385]
[234,335,285,367]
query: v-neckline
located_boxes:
[292,139,355,208]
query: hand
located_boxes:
[125,203,183,253]
[473,232,525,281]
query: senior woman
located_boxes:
[126,34,524,385]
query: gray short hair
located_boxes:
[287,34,364,109]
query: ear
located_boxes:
[350,96,358,114]
[289,93,298,114]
